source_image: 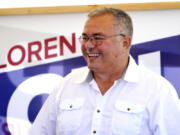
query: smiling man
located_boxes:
[30,7,180,135]
[80,10,132,95]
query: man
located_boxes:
[30,7,180,135]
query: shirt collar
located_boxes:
[73,55,139,84]
[73,67,93,84]
[123,56,139,83]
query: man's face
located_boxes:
[81,13,130,73]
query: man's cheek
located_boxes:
[81,45,87,56]
[81,45,85,51]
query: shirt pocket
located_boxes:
[57,98,85,131]
[112,101,146,135]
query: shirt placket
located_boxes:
[91,94,109,135]
[90,80,111,135]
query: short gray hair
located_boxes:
[88,7,133,37]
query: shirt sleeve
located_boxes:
[29,83,62,135]
[151,81,180,135]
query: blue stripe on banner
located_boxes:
[131,35,180,97]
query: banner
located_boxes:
[131,35,180,97]
[0,30,180,135]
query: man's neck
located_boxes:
[93,58,129,95]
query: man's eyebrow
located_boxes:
[82,33,105,36]
[82,33,87,36]
[93,33,105,36]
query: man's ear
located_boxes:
[123,36,132,50]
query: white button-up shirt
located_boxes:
[30,56,180,135]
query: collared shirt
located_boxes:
[30,56,180,135]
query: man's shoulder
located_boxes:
[137,65,173,87]
[136,65,179,102]
[64,66,90,83]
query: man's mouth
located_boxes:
[88,53,100,57]
[87,53,101,62]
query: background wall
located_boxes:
[1,0,180,8]
[0,7,180,135]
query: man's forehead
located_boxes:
[86,13,114,23]
[82,13,117,35]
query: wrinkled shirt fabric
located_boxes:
[30,56,180,135]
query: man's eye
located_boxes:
[94,37,104,41]
[82,37,89,41]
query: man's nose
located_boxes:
[84,38,96,48]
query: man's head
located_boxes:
[88,7,133,37]
[80,7,133,73]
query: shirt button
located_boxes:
[93,130,96,134]
[97,109,100,113]
[69,105,73,109]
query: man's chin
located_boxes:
[87,63,97,71]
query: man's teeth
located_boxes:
[88,54,100,57]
